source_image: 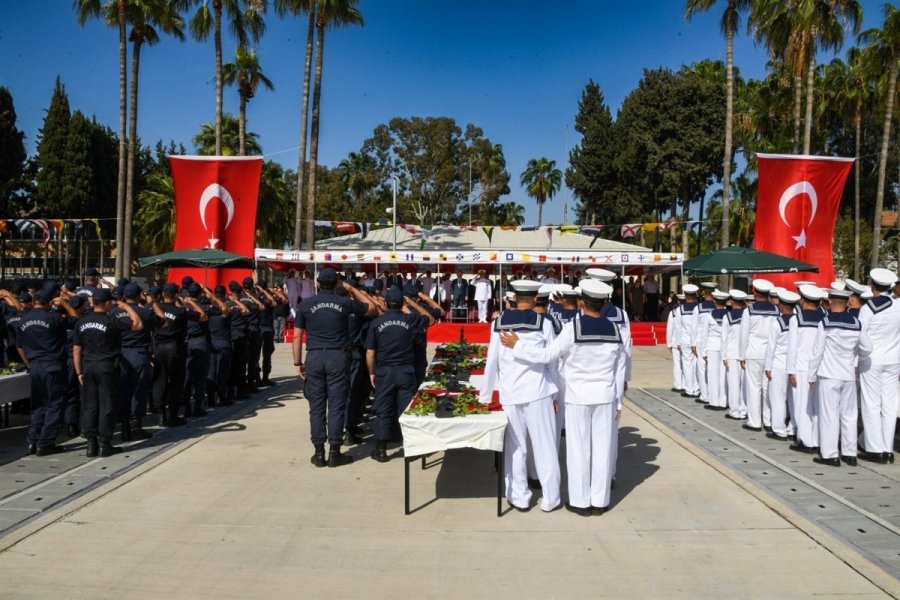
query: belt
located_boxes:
[307,347,347,352]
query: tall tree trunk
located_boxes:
[871,60,898,268]
[238,95,246,156]
[854,102,861,280]
[792,73,803,154]
[721,20,734,249]
[214,1,223,156]
[697,195,706,256]
[115,0,127,279]
[123,37,142,279]
[802,29,817,155]
[293,6,316,248]
[305,22,325,251]
[537,201,543,227]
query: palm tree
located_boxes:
[519,157,562,227]
[75,0,128,278]
[337,151,373,205]
[500,201,526,226]
[223,46,274,155]
[685,0,751,249]
[116,0,185,276]
[861,4,900,268]
[189,0,266,156]
[194,113,262,155]
[304,0,363,250]
[274,0,315,248]
[134,170,176,255]
[708,172,757,247]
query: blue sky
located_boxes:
[0,0,887,226]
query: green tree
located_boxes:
[134,170,176,255]
[189,0,267,156]
[465,129,511,225]
[499,201,526,226]
[256,160,296,247]
[0,87,26,216]
[861,3,900,268]
[304,0,364,249]
[224,45,274,156]
[64,112,95,217]
[685,0,751,248]
[275,0,316,248]
[34,78,73,216]
[337,151,374,206]
[520,157,562,227]
[193,113,262,155]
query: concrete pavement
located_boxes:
[0,345,896,598]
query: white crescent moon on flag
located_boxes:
[199,183,235,232]
[778,181,817,227]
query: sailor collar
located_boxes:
[797,309,824,327]
[573,314,622,344]
[748,301,778,316]
[822,311,861,331]
[495,309,544,332]
[865,295,892,314]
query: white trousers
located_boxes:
[817,377,857,460]
[725,359,745,417]
[706,350,726,408]
[767,368,792,436]
[671,348,683,390]
[791,370,818,448]
[697,349,708,401]
[477,300,488,323]
[681,347,698,395]
[504,398,560,511]
[743,359,767,429]
[858,363,900,454]
[565,403,615,509]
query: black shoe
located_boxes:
[724,413,743,420]
[25,443,36,456]
[565,503,592,517]
[789,441,815,454]
[765,431,788,441]
[763,425,773,433]
[166,416,187,428]
[67,424,80,438]
[787,434,797,442]
[813,456,841,467]
[86,439,99,458]
[840,455,858,467]
[310,444,326,468]
[328,445,354,467]
[345,430,363,445]
[119,422,133,442]
[590,506,606,516]
[130,419,152,440]
[527,477,542,490]
[610,478,616,489]
[742,424,762,432]
[671,387,683,393]
[259,379,275,387]
[858,450,887,463]
[35,444,65,456]
[370,446,389,463]
[886,452,895,464]
[704,405,726,411]
[99,442,122,457]
[509,502,531,513]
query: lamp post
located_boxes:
[390,175,399,251]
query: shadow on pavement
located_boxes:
[610,426,660,510]
[434,448,499,499]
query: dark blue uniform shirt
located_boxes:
[73,311,132,362]
[16,307,69,363]
[297,290,368,350]
[365,309,428,367]
[111,304,158,351]
[153,302,194,346]
[209,301,236,346]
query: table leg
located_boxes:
[404,456,412,515]
[496,451,503,518]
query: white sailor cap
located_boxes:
[573,286,583,296]
[828,288,852,299]
[700,281,717,290]
[584,268,616,282]
[769,286,785,297]
[682,284,699,295]
[870,268,898,287]
[536,284,554,298]
[861,289,874,300]
[712,290,730,301]
[580,279,613,299]
[844,278,867,295]
[830,280,846,291]
[777,289,800,304]
[729,289,748,301]
[509,280,542,295]
[676,293,685,300]
[798,284,826,302]
[556,283,578,297]
[793,280,816,289]
[752,278,773,293]
[504,291,516,301]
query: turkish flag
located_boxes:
[754,154,854,287]
[168,156,263,287]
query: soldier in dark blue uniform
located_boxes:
[16,288,79,456]
[227,280,251,399]
[1,289,24,365]
[63,295,88,438]
[365,288,435,462]
[340,278,372,445]
[207,285,248,406]
[73,288,143,457]
[293,268,375,467]
[242,276,266,390]
[254,281,279,386]
[183,283,213,417]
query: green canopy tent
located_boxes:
[683,246,818,276]
[138,248,254,286]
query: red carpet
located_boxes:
[427,321,667,345]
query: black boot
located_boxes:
[328,444,354,467]
[119,421,133,442]
[67,423,80,438]
[86,438,99,458]
[310,443,326,468]
[192,401,207,417]
[345,427,363,445]
[370,440,389,463]
[131,418,152,440]
[166,408,186,427]
[99,441,122,457]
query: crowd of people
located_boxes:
[1,270,288,457]
[666,270,900,467]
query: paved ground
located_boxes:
[0,344,897,598]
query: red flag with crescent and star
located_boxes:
[168,156,263,287]
[754,154,854,288]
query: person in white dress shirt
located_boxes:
[501,279,625,515]
[540,267,559,285]
[676,284,701,398]
[807,289,872,467]
[721,289,748,420]
[739,278,778,432]
[764,289,799,440]
[479,279,560,512]
[789,284,827,454]
[667,294,684,392]
[473,270,493,323]
[697,290,730,410]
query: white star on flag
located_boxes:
[792,228,807,249]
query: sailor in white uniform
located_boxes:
[764,289,799,440]
[501,279,625,516]
[667,293,684,392]
[739,278,778,432]
[693,282,718,403]
[789,285,827,453]
[473,270,493,323]
[675,284,701,398]
[479,279,560,512]
[721,289,748,420]
[808,288,872,467]
[857,268,900,464]
[697,290,730,410]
